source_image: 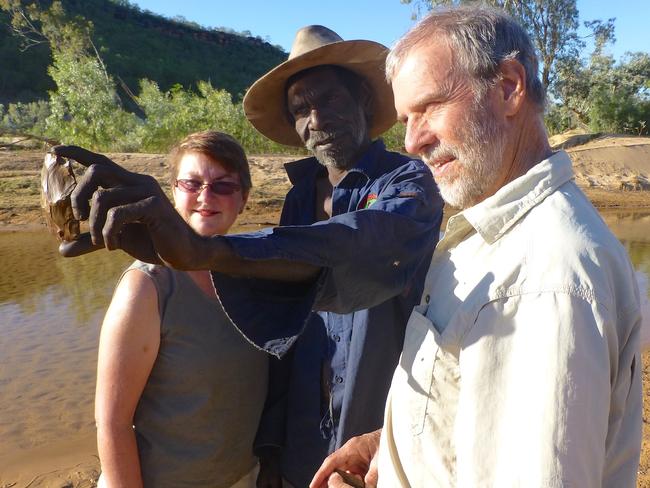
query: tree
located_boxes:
[401,0,583,91]
[552,22,650,135]
[46,47,139,150]
[556,44,650,135]
[1,99,49,133]
[0,1,138,149]
[0,0,93,55]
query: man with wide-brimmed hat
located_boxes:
[50,24,442,488]
[243,25,397,151]
[243,25,443,488]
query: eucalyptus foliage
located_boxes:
[1,100,50,134]
[401,0,583,91]
[135,80,293,154]
[46,49,139,150]
[402,0,649,136]
[554,29,650,135]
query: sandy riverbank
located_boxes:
[2,135,650,230]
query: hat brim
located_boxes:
[243,40,396,147]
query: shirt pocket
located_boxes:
[397,307,439,436]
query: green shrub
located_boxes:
[1,100,51,135]
[45,50,139,151]
[545,103,575,135]
[382,123,407,153]
[588,89,650,135]
[135,79,296,154]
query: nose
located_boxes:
[308,108,324,131]
[404,115,437,156]
[197,184,217,202]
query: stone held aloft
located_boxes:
[41,153,80,242]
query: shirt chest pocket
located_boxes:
[396,307,440,436]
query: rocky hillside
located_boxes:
[0,0,287,104]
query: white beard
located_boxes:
[422,97,507,209]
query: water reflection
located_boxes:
[0,231,133,464]
[0,231,131,319]
[601,210,650,280]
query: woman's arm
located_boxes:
[95,269,161,488]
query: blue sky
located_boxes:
[131,0,649,61]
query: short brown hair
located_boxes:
[168,131,252,192]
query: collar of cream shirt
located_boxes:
[448,151,574,245]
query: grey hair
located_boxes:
[386,5,546,109]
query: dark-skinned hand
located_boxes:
[51,145,321,282]
[52,145,204,269]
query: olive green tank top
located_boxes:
[126,261,268,487]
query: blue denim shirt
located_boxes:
[212,141,442,486]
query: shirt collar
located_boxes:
[283,140,385,185]
[346,140,386,180]
[451,151,574,245]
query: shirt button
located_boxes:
[425,295,430,304]
[333,334,340,342]
[335,376,343,384]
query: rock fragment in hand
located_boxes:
[41,153,80,242]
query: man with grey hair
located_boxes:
[312,6,642,488]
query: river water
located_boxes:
[1,211,650,474]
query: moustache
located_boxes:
[306,132,344,151]
[422,142,459,166]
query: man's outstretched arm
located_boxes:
[54,145,320,283]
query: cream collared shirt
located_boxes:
[378,152,642,487]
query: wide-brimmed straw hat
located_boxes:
[243,25,397,147]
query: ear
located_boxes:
[171,183,179,207]
[497,58,527,117]
[239,190,250,214]
[359,80,374,124]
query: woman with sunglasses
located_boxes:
[95,131,268,488]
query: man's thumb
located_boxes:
[364,453,379,488]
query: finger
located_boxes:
[326,472,358,488]
[58,232,104,257]
[118,223,162,265]
[52,145,122,170]
[310,454,357,488]
[53,146,149,187]
[88,185,162,247]
[310,456,338,488]
[53,145,132,208]
[103,203,145,251]
[334,470,365,488]
[72,161,139,220]
[327,473,344,488]
[310,435,374,488]
[102,196,163,251]
[364,456,378,488]
[363,431,380,488]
